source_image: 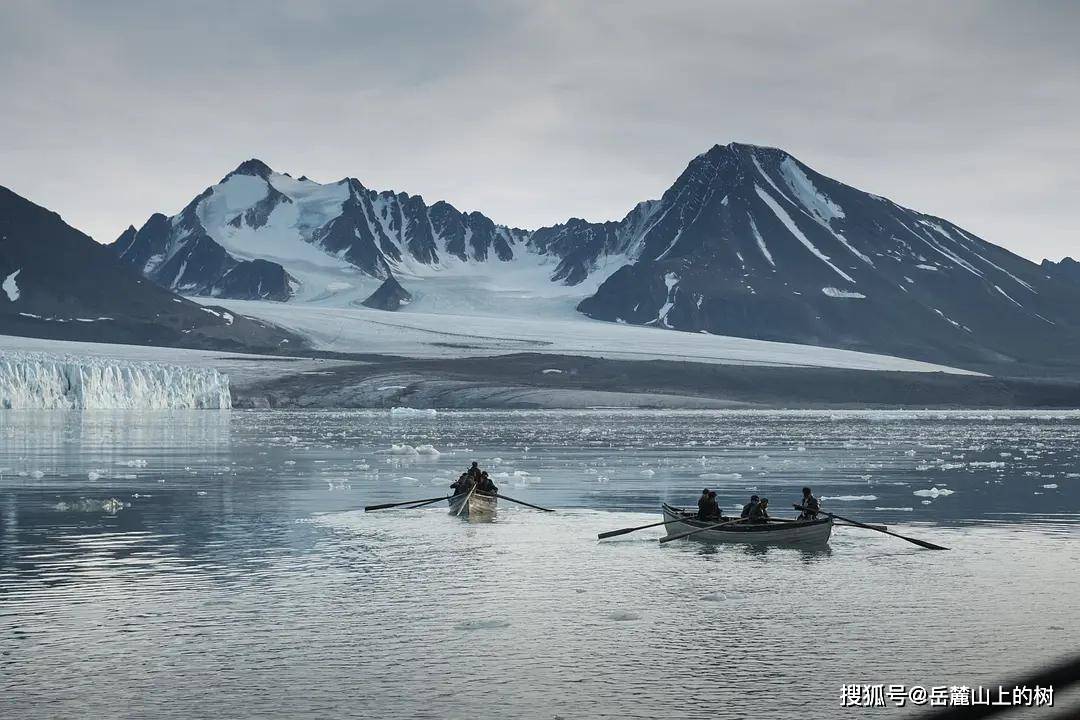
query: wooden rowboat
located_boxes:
[448,491,497,520]
[661,503,832,547]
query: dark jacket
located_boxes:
[740,502,758,519]
[748,504,769,522]
[697,494,711,520]
[799,494,820,519]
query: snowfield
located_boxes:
[203,297,984,375]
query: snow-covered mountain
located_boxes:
[114,146,1080,368]
[0,185,299,352]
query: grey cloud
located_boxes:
[1,0,1076,261]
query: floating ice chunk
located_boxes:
[390,407,436,417]
[102,498,125,514]
[1041,483,1059,489]
[196,490,208,496]
[118,459,148,467]
[913,487,955,498]
[88,471,102,480]
[30,469,45,479]
[640,469,655,476]
[2,269,21,301]
[699,472,742,480]
[541,368,563,374]
[389,444,419,455]
[822,287,867,299]
[414,445,441,456]
[821,495,877,501]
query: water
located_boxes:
[1,409,1079,718]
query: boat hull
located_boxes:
[448,492,498,520]
[661,504,832,547]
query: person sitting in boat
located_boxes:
[798,487,821,520]
[697,488,711,520]
[740,494,761,519]
[705,491,722,520]
[475,471,498,496]
[748,497,770,523]
[467,461,481,481]
[450,473,473,495]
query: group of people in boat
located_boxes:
[450,461,499,496]
[696,486,820,522]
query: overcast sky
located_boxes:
[1,0,1077,261]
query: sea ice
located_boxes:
[391,407,437,417]
[913,487,955,498]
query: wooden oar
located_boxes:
[403,496,453,510]
[598,517,681,540]
[454,484,477,517]
[365,495,449,512]
[659,517,748,544]
[495,493,554,512]
[768,516,888,532]
[794,504,948,550]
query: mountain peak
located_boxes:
[226,159,274,181]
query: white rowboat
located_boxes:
[661,503,832,547]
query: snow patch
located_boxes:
[755,186,855,284]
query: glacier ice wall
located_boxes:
[0,351,231,409]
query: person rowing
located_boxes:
[475,471,498,496]
[798,487,820,520]
[697,489,711,520]
[450,472,473,495]
[747,497,770,523]
[740,494,760,519]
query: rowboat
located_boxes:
[661,503,833,547]
[448,491,498,520]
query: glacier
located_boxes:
[0,351,231,409]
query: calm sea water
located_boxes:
[1,409,1078,719]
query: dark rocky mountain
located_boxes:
[573,144,1080,369]
[116,146,1080,370]
[1042,257,1080,286]
[0,185,301,351]
[361,275,412,311]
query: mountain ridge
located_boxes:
[109,144,1080,369]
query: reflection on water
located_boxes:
[1,409,1079,719]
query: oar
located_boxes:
[365,495,449,512]
[598,517,681,540]
[495,493,554,512]
[767,516,888,532]
[403,496,453,510]
[794,504,948,550]
[659,517,748,544]
[454,484,477,517]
